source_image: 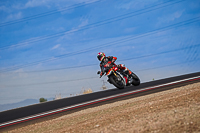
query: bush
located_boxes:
[39,97,47,103]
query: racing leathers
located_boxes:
[99,56,133,80]
[99,56,117,77]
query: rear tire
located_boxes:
[109,75,125,89]
[131,73,140,86]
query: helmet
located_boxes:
[97,52,105,61]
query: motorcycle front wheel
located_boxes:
[109,74,125,89]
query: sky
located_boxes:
[0,0,200,106]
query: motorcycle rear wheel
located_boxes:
[131,73,140,86]
[109,75,125,89]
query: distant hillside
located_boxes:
[0,99,38,112]
[0,97,55,112]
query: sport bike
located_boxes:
[97,64,140,89]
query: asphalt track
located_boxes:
[0,72,200,129]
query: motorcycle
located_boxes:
[97,63,140,89]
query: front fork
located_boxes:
[112,70,127,86]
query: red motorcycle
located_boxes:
[97,64,140,89]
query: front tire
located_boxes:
[109,75,125,89]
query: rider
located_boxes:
[97,52,133,83]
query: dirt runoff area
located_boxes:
[3,82,200,133]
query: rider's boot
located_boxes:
[128,78,133,84]
[125,69,134,84]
